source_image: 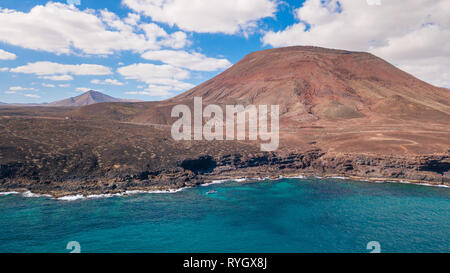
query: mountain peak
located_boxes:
[84,90,103,95]
[49,90,129,107]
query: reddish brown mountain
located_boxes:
[70,46,449,155]
[175,46,449,123]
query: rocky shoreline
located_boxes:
[1,150,448,198]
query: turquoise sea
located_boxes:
[0,178,449,253]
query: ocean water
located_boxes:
[0,178,449,253]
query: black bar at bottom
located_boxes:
[0,253,445,272]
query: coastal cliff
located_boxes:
[0,149,448,197]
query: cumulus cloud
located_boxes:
[140,23,188,49]
[39,75,74,81]
[91,78,125,86]
[262,0,450,87]
[0,49,16,60]
[0,2,188,55]
[126,81,195,98]
[118,63,189,83]
[9,86,37,91]
[42,83,56,88]
[124,13,141,26]
[126,87,172,98]
[123,0,278,34]
[4,86,38,95]
[24,94,40,99]
[76,87,92,93]
[118,63,194,94]
[11,62,112,76]
[141,50,232,71]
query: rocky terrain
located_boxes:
[0,46,449,197]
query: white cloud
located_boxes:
[126,88,172,98]
[42,83,56,88]
[25,94,41,99]
[140,23,188,49]
[11,62,112,76]
[59,84,71,88]
[0,49,16,60]
[118,63,194,93]
[262,0,450,87]
[123,0,278,34]
[117,63,190,84]
[91,78,125,86]
[4,86,37,95]
[39,75,74,81]
[141,50,232,71]
[118,63,189,83]
[76,87,92,93]
[124,13,141,26]
[0,2,188,55]
[10,86,37,91]
[0,67,9,72]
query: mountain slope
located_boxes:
[49,90,137,107]
[175,46,450,123]
[68,46,449,155]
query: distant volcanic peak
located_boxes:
[49,90,125,107]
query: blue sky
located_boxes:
[0,0,448,103]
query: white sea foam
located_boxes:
[56,188,188,201]
[233,178,248,182]
[416,182,449,188]
[290,175,307,179]
[201,180,229,187]
[255,177,270,181]
[0,191,19,196]
[360,179,449,189]
[330,176,349,180]
[145,188,187,194]
[4,174,448,201]
[57,194,85,201]
[58,193,125,201]
[22,191,52,198]
[123,190,147,194]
